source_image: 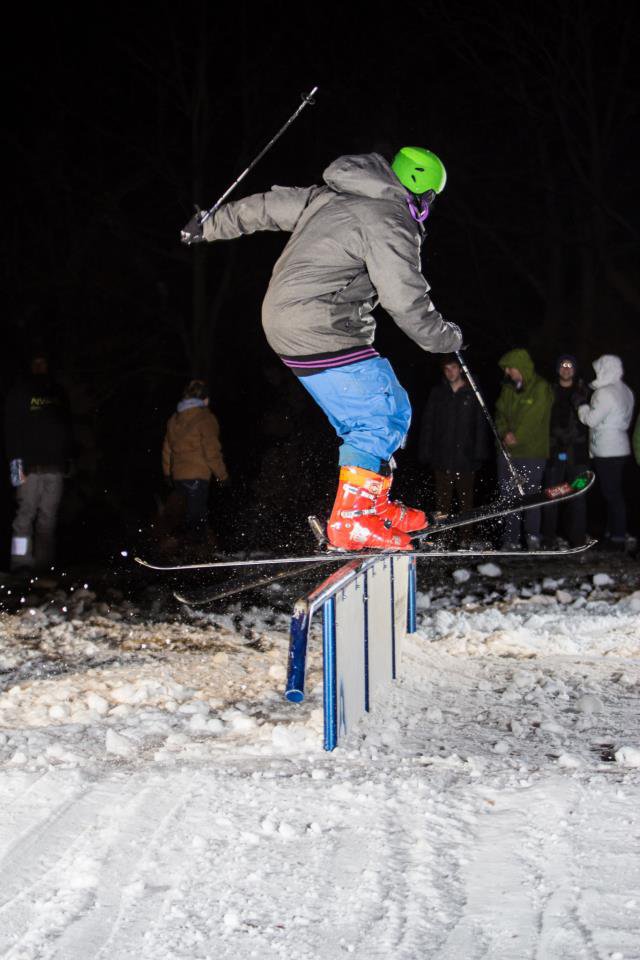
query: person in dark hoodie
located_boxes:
[162,380,229,544]
[494,348,554,550]
[541,355,589,548]
[418,354,489,516]
[4,350,74,572]
[181,148,462,552]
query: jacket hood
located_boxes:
[498,348,535,383]
[591,354,624,388]
[323,153,409,203]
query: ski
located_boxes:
[136,539,594,574]
[172,540,595,606]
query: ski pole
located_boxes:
[199,86,319,226]
[455,350,525,497]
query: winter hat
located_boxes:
[556,354,578,374]
[182,379,209,401]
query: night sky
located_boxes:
[3,1,639,560]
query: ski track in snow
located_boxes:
[0,565,639,958]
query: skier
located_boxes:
[181,147,462,550]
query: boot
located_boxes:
[326,466,412,551]
[375,474,427,533]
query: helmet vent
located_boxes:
[415,167,425,171]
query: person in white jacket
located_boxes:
[577,355,635,549]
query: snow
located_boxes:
[0,557,639,958]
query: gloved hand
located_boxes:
[180,209,206,245]
[218,475,231,490]
[447,321,463,348]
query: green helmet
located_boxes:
[391,147,447,196]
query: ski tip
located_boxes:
[133,557,149,567]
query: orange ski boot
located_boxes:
[375,473,428,533]
[326,466,413,551]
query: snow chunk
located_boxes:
[453,568,471,584]
[558,753,583,769]
[86,692,109,716]
[575,694,604,714]
[106,729,136,757]
[477,563,502,578]
[555,590,573,605]
[592,572,613,587]
[223,909,241,929]
[615,746,640,767]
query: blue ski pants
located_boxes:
[298,357,412,473]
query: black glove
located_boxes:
[180,209,205,245]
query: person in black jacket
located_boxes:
[418,355,489,516]
[4,351,73,572]
[541,355,590,548]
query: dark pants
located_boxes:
[434,470,475,515]
[174,479,209,541]
[497,456,546,545]
[541,460,588,546]
[593,456,629,541]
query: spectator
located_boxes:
[418,354,489,517]
[495,348,554,550]
[634,412,640,467]
[541,355,590,548]
[162,380,229,546]
[577,355,635,551]
[4,350,74,573]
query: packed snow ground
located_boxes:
[0,555,639,959]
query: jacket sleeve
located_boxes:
[577,388,611,428]
[494,387,509,439]
[203,186,321,240]
[200,414,229,482]
[364,214,462,354]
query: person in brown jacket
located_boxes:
[162,380,229,541]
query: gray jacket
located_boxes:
[204,152,462,363]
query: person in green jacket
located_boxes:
[495,348,554,549]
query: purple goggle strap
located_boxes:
[406,195,431,222]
